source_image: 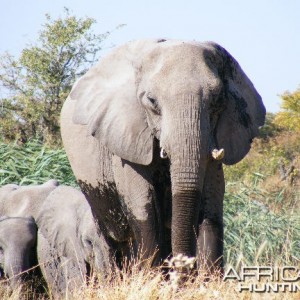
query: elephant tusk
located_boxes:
[211,148,224,160]
[160,148,168,159]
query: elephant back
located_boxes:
[0,180,59,218]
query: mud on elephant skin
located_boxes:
[0,216,38,288]
[61,39,266,270]
[36,185,111,296]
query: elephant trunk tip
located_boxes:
[211,148,224,160]
[166,254,196,270]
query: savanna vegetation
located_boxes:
[0,114,299,298]
[0,8,116,145]
[0,9,299,300]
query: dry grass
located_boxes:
[1,257,300,300]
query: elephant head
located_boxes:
[36,185,110,293]
[68,39,265,259]
[0,216,37,287]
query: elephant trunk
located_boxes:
[167,95,208,258]
[5,250,30,287]
[93,236,111,275]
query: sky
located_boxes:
[0,0,299,113]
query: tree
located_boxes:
[0,8,111,145]
[258,112,281,139]
[273,86,300,132]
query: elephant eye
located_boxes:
[147,96,156,105]
[85,239,93,247]
[146,95,161,115]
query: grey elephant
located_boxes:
[61,39,266,270]
[0,180,58,286]
[0,216,38,287]
[0,180,59,218]
[36,185,111,296]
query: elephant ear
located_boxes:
[37,208,75,257]
[213,43,266,165]
[36,187,88,283]
[70,40,158,165]
[36,189,83,260]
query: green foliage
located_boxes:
[0,140,77,186]
[258,112,281,139]
[223,107,300,266]
[225,129,300,184]
[224,184,300,266]
[274,86,300,132]
[0,8,110,145]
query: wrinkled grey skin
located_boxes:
[0,180,58,286]
[0,216,38,287]
[61,39,266,270]
[36,186,111,296]
[0,180,59,219]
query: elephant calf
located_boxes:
[0,180,59,288]
[0,181,110,294]
[0,179,59,219]
[0,216,38,288]
[36,185,111,296]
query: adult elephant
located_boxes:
[61,39,265,269]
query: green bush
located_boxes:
[258,112,282,139]
[224,183,300,266]
[225,133,300,185]
[0,139,77,186]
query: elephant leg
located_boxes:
[112,156,162,265]
[197,160,224,272]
